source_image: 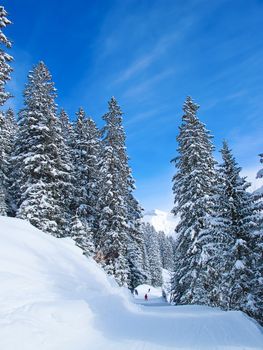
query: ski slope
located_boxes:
[0,216,262,350]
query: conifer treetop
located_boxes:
[23,61,57,112]
[0,5,13,106]
[220,140,250,191]
[183,96,199,121]
[0,6,12,48]
[60,108,70,122]
[103,97,124,133]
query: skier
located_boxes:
[144,293,148,301]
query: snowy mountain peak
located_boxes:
[143,209,179,237]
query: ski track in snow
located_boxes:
[0,216,262,350]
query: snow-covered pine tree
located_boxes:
[169,234,177,252]
[158,231,165,268]
[14,62,71,237]
[126,194,149,289]
[69,107,101,256]
[167,236,177,274]
[4,108,17,154]
[56,111,74,237]
[70,214,95,257]
[158,231,174,271]
[0,6,13,107]
[95,97,131,286]
[0,6,13,215]
[142,241,152,283]
[142,223,163,286]
[59,109,74,150]
[0,112,7,214]
[217,142,262,323]
[4,108,17,215]
[170,96,218,305]
[253,153,263,325]
[72,107,101,225]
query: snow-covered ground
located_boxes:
[133,284,165,306]
[143,209,179,237]
[0,216,263,350]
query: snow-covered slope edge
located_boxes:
[0,216,262,350]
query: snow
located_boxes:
[254,185,263,197]
[257,169,263,179]
[241,167,263,193]
[133,284,165,306]
[0,216,263,350]
[235,260,245,269]
[143,209,179,237]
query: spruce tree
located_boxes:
[59,109,74,150]
[70,214,95,257]
[56,111,74,236]
[142,241,152,284]
[59,108,74,157]
[72,107,101,225]
[95,97,130,286]
[4,108,17,215]
[95,97,147,288]
[14,62,70,237]
[170,96,218,305]
[166,236,176,283]
[4,108,16,154]
[0,6,13,215]
[142,223,163,286]
[0,112,7,214]
[217,142,262,322]
[126,195,149,289]
[69,107,101,255]
[0,6,13,106]
[158,231,174,271]
[254,153,263,324]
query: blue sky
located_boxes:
[3,0,263,211]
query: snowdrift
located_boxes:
[0,216,262,350]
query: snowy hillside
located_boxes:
[143,209,179,237]
[0,216,263,350]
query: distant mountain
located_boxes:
[143,209,179,238]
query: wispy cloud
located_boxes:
[205,49,263,89]
[113,16,195,85]
[201,90,247,111]
[114,34,179,84]
[122,69,174,100]
[125,104,170,128]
